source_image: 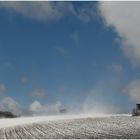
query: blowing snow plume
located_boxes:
[82,88,122,116]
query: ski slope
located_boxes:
[1,114,140,139]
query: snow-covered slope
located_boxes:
[0,114,130,129]
[1,114,139,139]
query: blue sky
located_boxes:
[0,1,139,115]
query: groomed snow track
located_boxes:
[0,116,140,139]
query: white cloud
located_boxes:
[124,80,140,103]
[0,97,66,116]
[109,64,123,74]
[0,97,22,115]
[98,2,140,67]
[29,89,46,98]
[55,47,67,55]
[21,77,28,84]
[0,1,74,21]
[29,100,66,116]
[0,84,6,95]
[74,2,98,23]
[29,100,45,112]
[0,2,97,23]
[71,31,79,43]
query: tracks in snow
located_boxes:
[0,116,140,139]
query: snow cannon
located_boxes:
[132,104,140,116]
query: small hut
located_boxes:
[132,104,140,116]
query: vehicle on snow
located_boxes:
[132,104,140,116]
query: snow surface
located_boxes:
[0,113,130,129]
[1,114,139,139]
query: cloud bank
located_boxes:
[99,2,140,67]
[0,2,74,21]
[0,2,97,22]
[98,2,140,105]
[0,97,67,116]
[0,97,22,115]
[30,100,66,116]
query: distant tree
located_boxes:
[0,111,18,118]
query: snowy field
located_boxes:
[1,114,140,139]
